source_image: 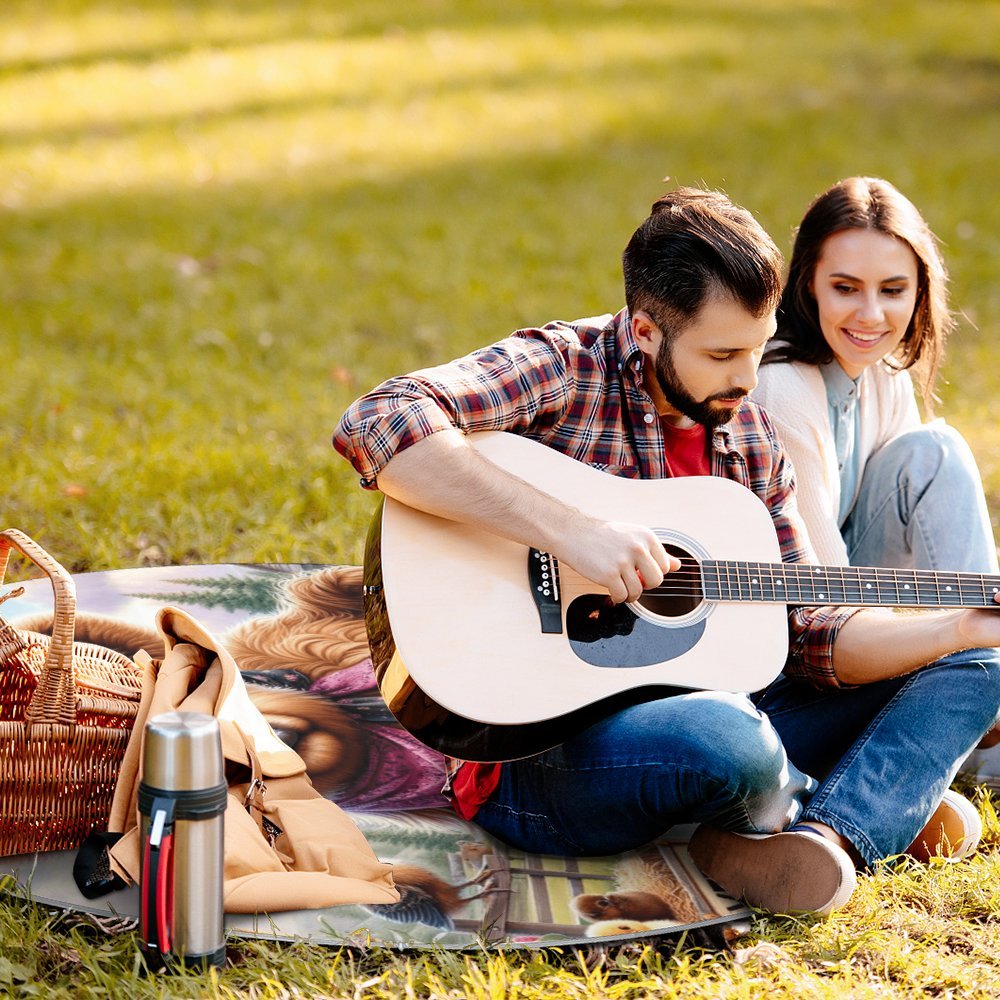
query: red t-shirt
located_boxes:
[449,421,710,819]
[660,419,710,477]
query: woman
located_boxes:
[753,176,1000,859]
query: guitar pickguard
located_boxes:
[566,594,706,667]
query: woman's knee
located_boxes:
[875,423,979,487]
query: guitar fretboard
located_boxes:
[701,561,1000,609]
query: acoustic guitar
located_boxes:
[362,431,1000,762]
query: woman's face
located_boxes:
[811,228,919,379]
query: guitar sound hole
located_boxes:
[636,543,703,618]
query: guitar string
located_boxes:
[642,574,1000,598]
[556,564,1000,605]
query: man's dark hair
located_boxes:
[622,187,783,341]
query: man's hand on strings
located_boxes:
[556,517,681,604]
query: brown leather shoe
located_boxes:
[689,826,857,915]
[906,790,982,862]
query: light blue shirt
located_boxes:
[820,361,864,527]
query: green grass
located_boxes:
[4,0,1000,572]
[4,791,1000,998]
[3,0,1000,995]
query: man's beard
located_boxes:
[654,339,748,429]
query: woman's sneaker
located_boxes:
[906,789,982,862]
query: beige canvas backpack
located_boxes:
[104,606,398,914]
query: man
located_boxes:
[333,188,1000,915]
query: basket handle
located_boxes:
[0,528,78,728]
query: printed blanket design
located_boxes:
[4,563,750,949]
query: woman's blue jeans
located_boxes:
[842,422,998,574]
[756,647,1000,865]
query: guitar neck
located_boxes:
[702,561,1000,609]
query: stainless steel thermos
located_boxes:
[139,711,227,970]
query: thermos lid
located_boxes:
[142,711,225,791]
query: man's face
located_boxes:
[636,291,776,429]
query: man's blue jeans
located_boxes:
[475,426,1000,866]
[474,690,814,858]
[474,648,1000,867]
[756,647,1000,865]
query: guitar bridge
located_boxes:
[528,549,563,633]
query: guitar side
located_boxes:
[363,433,791,761]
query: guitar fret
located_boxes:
[961,573,985,604]
[726,563,736,601]
[708,562,724,602]
[760,562,776,604]
[721,560,732,602]
[767,564,784,603]
[936,571,963,607]
[840,566,862,605]
[855,566,878,605]
[771,564,787,602]
[896,568,920,606]
[701,561,718,602]
[757,562,775,603]
[778,565,796,602]
[789,565,808,604]
[917,569,930,606]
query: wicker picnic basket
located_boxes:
[0,528,144,856]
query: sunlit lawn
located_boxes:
[3,0,1000,996]
[4,0,1000,571]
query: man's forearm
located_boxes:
[832,607,991,684]
[376,428,579,554]
[375,429,676,604]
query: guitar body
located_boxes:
[363,432,789,761]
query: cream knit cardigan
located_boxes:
[752,359,921,566]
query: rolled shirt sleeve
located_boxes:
[333,331,574,488]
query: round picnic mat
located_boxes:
[1,563,750,950]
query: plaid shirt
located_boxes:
[334,310,859,802]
